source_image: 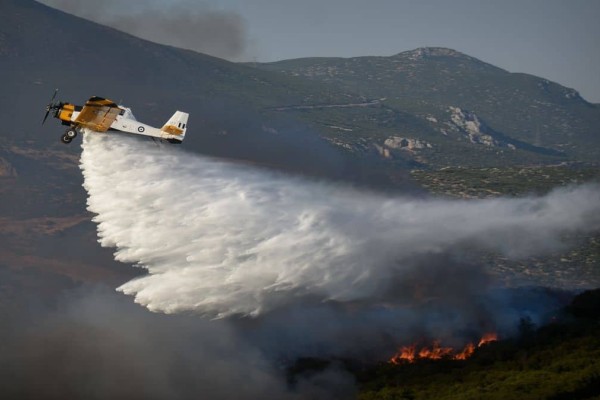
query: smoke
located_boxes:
[80,133,600,319]
[0,268,569,399]
[37,0,248,60]
[0,283,355,400]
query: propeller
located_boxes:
[42,88,60,125]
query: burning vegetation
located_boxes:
[389,333,498,364]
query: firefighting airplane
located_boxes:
[42,89,189,144]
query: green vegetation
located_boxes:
[410,164,600,198]
[357,289,600,400]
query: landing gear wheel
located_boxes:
[65,129,77,139]
[61,134,72,144]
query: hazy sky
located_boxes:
[224,0,600,102]
[41,0,600,102]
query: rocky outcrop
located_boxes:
[384,136,432,151]
[447,106,499,147]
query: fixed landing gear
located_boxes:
[60,128,78,144]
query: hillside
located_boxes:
[285,289,600,399]
[252,47,600,166]
[354,288,600,400]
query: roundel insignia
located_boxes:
[138,126,145,133]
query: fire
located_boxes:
[478,332,498,347]
[390,344,417,364]
[418,341,453,360]
[453,342,475,361]
[389,333,498,364]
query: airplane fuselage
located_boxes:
[54,102,187,144]
[43,92,188,144]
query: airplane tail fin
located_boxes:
[161,111,189,142]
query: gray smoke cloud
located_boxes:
[0,282,355,400]
[0,265,572,399]
[37,0,248,60]
[80,133,600,319]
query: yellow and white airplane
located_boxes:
[42,89,189,144]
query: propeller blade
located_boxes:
[42,88,59,125]
[50,88,58,103]
[42,110,50,125]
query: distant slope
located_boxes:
[252,47,600,164]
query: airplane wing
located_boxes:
[74,96,121,132]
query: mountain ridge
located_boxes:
[251,46,599,165]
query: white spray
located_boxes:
[80,133,600,317]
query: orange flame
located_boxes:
[453,342,475,360]
[478,332,498,347]
[418,341,453,360]
[389,344,417,364]
[389,333,497,364]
